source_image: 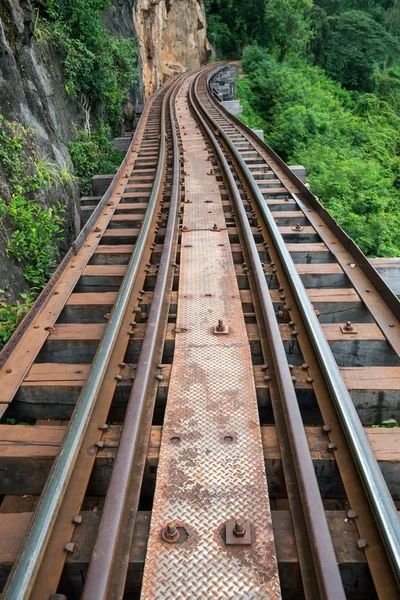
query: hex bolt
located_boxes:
[233,520,246,538]
[344,321,353,331]
[162,521,180,543]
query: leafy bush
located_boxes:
[0,115,67,342]
[69,123,124,194]
[0,289,37,343]
[238,47,400,257]
[0,190,65,286]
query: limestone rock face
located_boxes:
[135,0,210,98]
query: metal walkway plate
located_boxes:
[140,75,281,600]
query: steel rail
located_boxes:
[1,83,173,600]
[201,68,400,584]
[189,73,345,599]
[81,76,183,600]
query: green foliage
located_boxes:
[0,114,67,342]
[313,10,399,91]
[264,0,313,61]
[238,47,400,257]
[0,289,37,343]
[372,419,399,428]
[69,123,124,194]
[0,190,65,286]
[205,0,268,57]
[34,0,138,128]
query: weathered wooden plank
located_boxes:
[0,424,398,499]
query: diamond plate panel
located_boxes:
[140,75,281,600]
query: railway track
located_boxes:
[0,63,399,599]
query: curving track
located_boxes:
[0,64,399,600]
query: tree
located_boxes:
[205,0,268,57]
[264,0,313,61]
[317,10,399,90]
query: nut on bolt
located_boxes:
[214,319,229,335]
[341,321,358,334]
[233,520,246,537]
[161,521,180,543]
[225,519,252,545]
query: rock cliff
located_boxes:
[135,0,210,98]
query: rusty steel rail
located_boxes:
[81,76,183,600]
[200,66,400,586]
[189,70,345,600]
[1,82,175,600]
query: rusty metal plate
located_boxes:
[140,75,280,599]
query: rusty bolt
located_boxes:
[344,321,353,331]
[216,319,225,332]
[212,223,219,231]
[233,520,246,538]
[162,521,180,543]
[6,369,12,373]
